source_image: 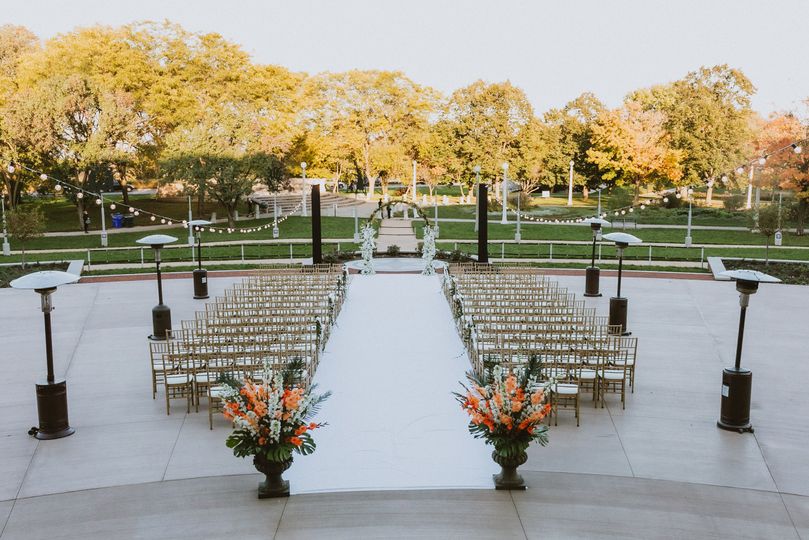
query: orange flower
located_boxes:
[505,375,517,394]
[294,425,307,436]
[258,437,266,445]
[511,401,523,413]
[531,390,544,405]
[308,422,318,430]
[289,437,303,447]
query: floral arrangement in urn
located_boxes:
[221,365,330,498]
[454,358,551,490]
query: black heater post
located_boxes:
[311,184,322,264]
[478,184,488,263]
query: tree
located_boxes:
[587,100,683,203]
[0,25,41,207]
[752,204,780,264]
[441,80,534,184]
[302,70,437,200]
[160,106,286,227]
[630,65,754,204]
[759,115,809,233]
[542,92,605,193]
[8,206,45,267]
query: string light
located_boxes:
[7,163,14,174]
[39,173,47,181]
[54,183,62,192]
[76,192,83,199]
[95,198,102,205]
[109,203,116,210]
[758,156,767,165]
[794,144,803,154]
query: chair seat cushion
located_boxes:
[554,383,579,395]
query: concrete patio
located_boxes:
[0,271,807,538]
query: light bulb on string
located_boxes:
[160,219,166,224]
[40,173,47,181]
[7,163,15,174]
[736,167,744,175]
[76,192,84,199]
[629,208,634,213]
[167,221,173,225]
[663,197,669,203]
[721,175,729,184]
[621,210,626,215]
[54,183,63,192]
[758,156,767,165]
[150,215,156,221]
[95,198,102,205]
[109,203,116,210]
[675,193,681,199]
[640,204,646,210]
[794,144,803,154]
[134,211,140,216]
[129,207,135,213]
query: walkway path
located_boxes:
[287,274,493,492]
[375,218,419,253]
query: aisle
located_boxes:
[286,274,494,493]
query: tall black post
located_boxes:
[311,184,322,264]
[584,224,602,297]
[608,246,630,335]
[34,287,74,440]
[478,184,488,263]
[150,248,172,340]
[718,280,757,433]
[193,232,209,299]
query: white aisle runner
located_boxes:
[286,274,494,493]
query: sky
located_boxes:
[4,0,808,116]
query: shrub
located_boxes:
[386,244,400,256]
[723,193,746,212]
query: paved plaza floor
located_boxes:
[0,271,807,538]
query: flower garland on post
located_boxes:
[421,225,437,275]
[221,361,330,498]
[454,357,552,490]
[359,222,376,275]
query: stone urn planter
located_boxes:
[253,454,293,499]
[492,450,528,490]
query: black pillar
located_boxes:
[478,184,488,263]
[311,185,322,264]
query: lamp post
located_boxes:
[684,187,694,248]
[10,270,79,439]
[501,163,509,224]
[473,165,481,233]
[188,220,211,299]
[602,232,642,335]
[2,194,10,256]
[412,160,417,203]
[582,217,611,297]
[301,162,308,218]
[716,269,780,433]
[137,234,178,340]
[272,194,279,238]
[515,186,522,242]
[186,196,195,247]
[98,194,108,247]
[567,160,574,206]
[595,183,607,217]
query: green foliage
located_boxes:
[7,206,45,266]
[386,244,401,256]
[723,193,746,212]
[607,186,633,210]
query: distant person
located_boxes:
[377,199,383,218]
[386,204,392,219]
[83,211,90,234]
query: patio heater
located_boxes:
[602,232,642,335]
[10,270,79,439]
[582,217,611,297]
[716,269,780,433]
[188,220,211,299]
[136,234,178,340]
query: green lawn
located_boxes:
[12,216,358,251]
[20,195,247,233]
[439,241,809,263]
[421,221,809,247]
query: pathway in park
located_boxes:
[286,274,493,493]
[375,218,419,253]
